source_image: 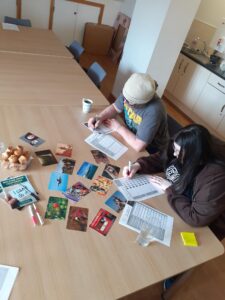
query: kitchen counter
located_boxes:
[181,48,225,80]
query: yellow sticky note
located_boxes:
[180,232,198,247]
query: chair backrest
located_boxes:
[87,62,106,88]
[167,114,182,138]
[4,16,32,27]
[68,40,84,62]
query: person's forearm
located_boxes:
[98,104,118,120]
[116,125,146,152]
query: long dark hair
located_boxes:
[172,124,225,193]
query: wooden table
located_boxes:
[0,52,108,106]
[0,105,223,300]
[0,26,72,58]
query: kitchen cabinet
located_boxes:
[166,53,210,110]
[193,73,225,139]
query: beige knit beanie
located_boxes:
[122,73,156,105]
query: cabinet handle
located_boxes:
[183,63,189,74]
[221,105,225,113]
[178,59,184,71]
[217,82,225,89]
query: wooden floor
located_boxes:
[80,52,225,300]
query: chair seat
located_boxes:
[86,62,106,89]
[68,40,84,62]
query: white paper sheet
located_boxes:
[2,23,19,31]
[113,174,164,201]
[85,132,128,160]
[0,265,19,300]
[119,201,174,246]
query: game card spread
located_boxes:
[89,208,116,236]
[102,164,120,180]
[56,158,76,175]
[66,206,89,231]
[45,196,68,220]
[35,149,57,166]
[20,132,45,147]
[105,191,126,213]
[77,161,98,180]
[48,172,68,192]
[91,150,109,164]
[62,182,90,202]
[55,143,72,157]
[90,176,112,196]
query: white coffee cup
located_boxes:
[82,98,93,113]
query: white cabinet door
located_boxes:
[217,115,225,140]
[173,56,210,110]
[193,83,225,130]
[166,54,185,94]
[53,0,99,46]
[0,0,16,23]
[21,0,51,29]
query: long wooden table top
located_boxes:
[0,104,223,300]
[0,26,72,58]
[0,52,108,106]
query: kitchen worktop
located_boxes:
[181,48,225,80]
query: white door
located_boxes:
[0,0,16,23]
[74,4,99,44]
[174,57,210,110]
[166,54,185,94]
[193,83,225,131]
[21,0,51,29]
[53,0,99,46]
[216,114,225,140]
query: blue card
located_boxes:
[77,161,98,180]
[105,191,127,213]
[48,172,69,192]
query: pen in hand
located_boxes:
[93,115,100,130]
[128,161,132,175]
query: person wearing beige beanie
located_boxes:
[88,73,169,153]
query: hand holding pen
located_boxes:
[123,161,141,178]
[88,115,101,130]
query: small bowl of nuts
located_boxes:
[1,145,32,171]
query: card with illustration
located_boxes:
[91,150,109,164]
[48,172,68,192]
[62,182,90,202]
[45,196,68,219]
[55,143,73,157]
[66,206,89,231]
[20,132,45,147]
[89,208,116,236]
[90,176,112,196]
[56,158,76,175]
[102,164,120,180]
[35,149,57,166]
[77,161,98,180]
[105,191,127,213]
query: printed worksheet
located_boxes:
[0,264,19,300]
[85,132,128,160]
[113,174,164,201]
[119,201,174,246]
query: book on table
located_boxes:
[0,175,39,209]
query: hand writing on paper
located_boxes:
[123,162,141,178]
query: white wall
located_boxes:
[112,0,201,98]
[195,0,225,27]
[120,0,136,18]
[0,0,16,23]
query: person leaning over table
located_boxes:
[123,124,225,241]
[88,73,169,153]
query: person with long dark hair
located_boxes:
[123,124,225,241]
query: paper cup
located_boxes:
[82,98,93,113]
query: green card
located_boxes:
[45,196,68,220]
